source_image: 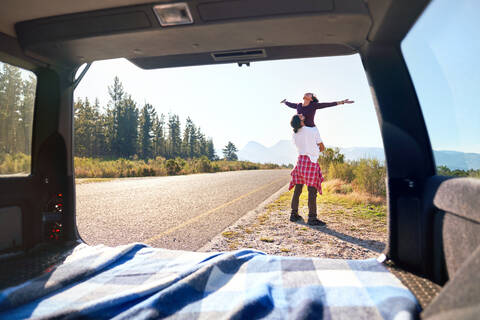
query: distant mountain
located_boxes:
[238,140,480,170]
[237,141,269,163]
[339,147,385,162]
[238,140,296,165]
[434,150,480,170]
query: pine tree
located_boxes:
[182,117,194,158]
[84,98,96,156]
[92,98,107,157]
[18,75,36,154]
[196,128,207,158]
[116,95,138,158]
[222,142,238,161]
[74,98,87,156]
[152,113,166,158]
[107,76,125,157]
[139,103,155,159]
[167,113,181,158]
[0,63,22,154]
[206,138,217,160]
[74,97,97,157]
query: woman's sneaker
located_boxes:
[290,212,303,222]
[307,217,326,226]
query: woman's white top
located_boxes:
[292,126,323,163]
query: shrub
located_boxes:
[318,147,344,175]
[73,156,281,178]
[326,162,355,182]
[352,159,386,196]
[323,179,353,194]
[165,159,182,175]
[0,152,31,175]
[197,156,212,173]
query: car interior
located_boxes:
[0,0,478,318]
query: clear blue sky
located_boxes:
[75,0,478,154]
[402,0,479,154]
[74,54,382,151]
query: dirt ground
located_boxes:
[199,187,387,259]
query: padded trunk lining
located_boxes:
[387,261,442,309]
[0,242,78,290]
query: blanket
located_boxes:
[0,243,419,319]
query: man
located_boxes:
[289,114,326,226]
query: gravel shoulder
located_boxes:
[199,184,387,259]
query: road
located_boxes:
[76,169,290,250]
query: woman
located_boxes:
[289,114,326,226]
[281,93,354,128]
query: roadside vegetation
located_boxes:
[71,76,283,178]
[216,149,390,257]
[217,149,480,256]
[74,156,281,178]
[0,152,30,175]
[319,147,386,198]
[437,165,480,178]
[0,153,284,177]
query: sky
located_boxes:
[74,0,479,155]
[74,54,383,151]
[401,0,479,154]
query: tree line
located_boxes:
[1,63,240,163]
[75,76,222,160]
[437,165,480,178]
[0,62,36,155]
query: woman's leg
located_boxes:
[307,186,326,226]
[290,184,303,221]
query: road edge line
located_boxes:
[197,182,290,252]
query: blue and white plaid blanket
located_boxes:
[0,243,419,319]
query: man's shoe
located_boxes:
[307,218,326,226]
[290,212,303,222]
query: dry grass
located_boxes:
[75,178,115,184]
[244,228,253,234]
[322,179,386,207]
[74,156,283,178]
[0,152,31,175]
[257,213,270,225]
[222,231,239,239]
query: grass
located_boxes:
[316,179,387,220]
[75,178,115,184]
[268,179,387,230]
[257,213,270,225]
[0,153,284,178]
[260,237,274,243]
[74,156,283,178]
[222,231,239,239]
[228,241,240,250]
[244,228,253,234]
[0,153,30,174]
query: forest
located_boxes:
[0,62,36,156]
[74,76,217,161]
[1,62,281,176]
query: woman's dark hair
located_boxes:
[311,94,319,103]
[291,115,302,133]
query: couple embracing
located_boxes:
[282,93,354,226]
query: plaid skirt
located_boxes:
[289,155,324,194]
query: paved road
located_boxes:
[76,169,290,250]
